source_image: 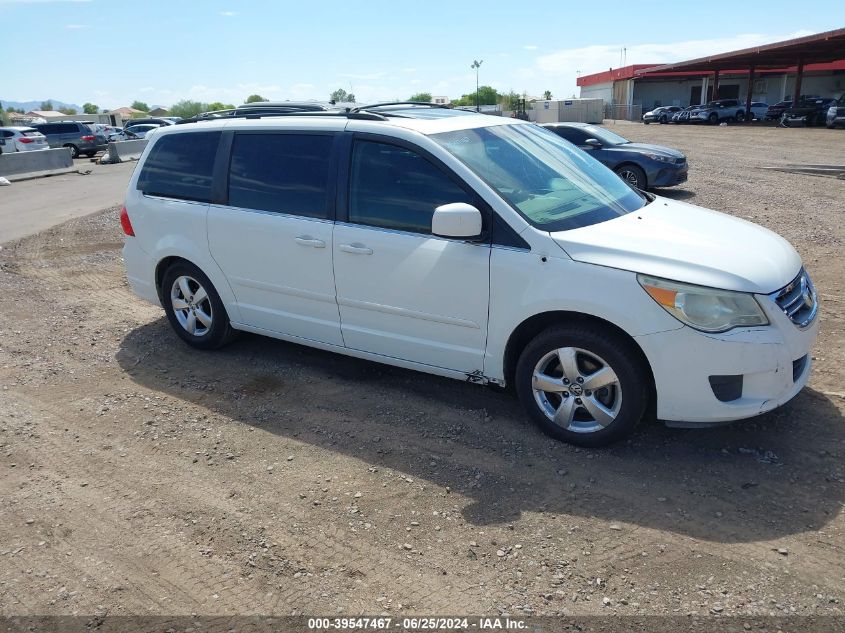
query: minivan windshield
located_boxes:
[432,123,646,232]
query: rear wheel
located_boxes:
[735,111,745,122]
[64,144,79,158]
[161,261,235,350]
[515,324,649,447]
[615,164,646,190]
[708,113,719,124]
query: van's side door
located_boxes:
[207,129,344,346]
[332,134,491,373]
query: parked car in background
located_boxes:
[781,97,838,127]
[542,122,687,190]
[0,126,49,153]
[124,118,175,130]
[764,96,821,120]
[689,99,748,124]
[32,121,107,158]
[109,124,160,141]
[749,102,769,120]
[671,105,697,124]
[121,106,817,447]
[642,106,682,124]
[827,94,845,129]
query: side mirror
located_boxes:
[584,138,602,149]
[432,203,482,239]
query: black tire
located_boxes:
[515,324,649,447]
[708,113,719,124]
[614,164,647,190]
[643,121,650,125]
[659,115,667,124]
[64,144,79,158]
[161,261,235,350]
[735,111,745,122]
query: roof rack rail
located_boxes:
[176,109,390,125]
[350,101,452,113]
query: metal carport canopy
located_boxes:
[636,27,845,73]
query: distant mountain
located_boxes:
[0,99,85,113]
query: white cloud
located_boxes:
[523,45,538,50]
[65,23,90,28]
[340,72,387,81]
[220,10,237,16]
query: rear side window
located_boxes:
[349,140,471,234]
[228,133,333,219]
[137,131,220,202]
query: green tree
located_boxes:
[452,85,499,107]
[408,92,432,103]
[168,100,207,119]
[82,103,99,114]
[131,100,150,112]
[58,107,77,115]
[543,90,552,100]
[245,94,266,103]
[500,91,521,110]
[207,102,236,112]
[330,88,355,103]
[40,100,54,111]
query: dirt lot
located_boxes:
[1,124,844,620]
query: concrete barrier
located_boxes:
[0,148,76,181]
[107,139,149,164]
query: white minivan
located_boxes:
[121,104,818,446]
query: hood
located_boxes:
[608,142,684,159]
[551,197,801,294]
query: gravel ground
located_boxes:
[0,123,844,622]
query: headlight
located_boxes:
[638,275,769,332]
[644,153,673,163]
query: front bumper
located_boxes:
[635,294,819,426]
[649,163,688,187]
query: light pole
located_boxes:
[471,59,483,112]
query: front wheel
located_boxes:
[515,325,649,447]
[708,113,719,124]
[615,164,646,190]
[161,262,235,350]
[736,111,745,122]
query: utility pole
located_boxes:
[471,60,483,112]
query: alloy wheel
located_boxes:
[531,346,623,434]
[618,169,640,188]
[170,275,213,336]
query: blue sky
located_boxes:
[0,0,838,109]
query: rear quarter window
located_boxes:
[137,131,221,203]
